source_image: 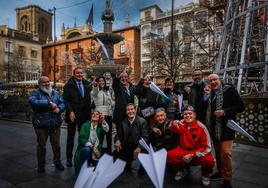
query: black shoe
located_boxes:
[66,160,73,167]
[222,180,233,188]
[210,172,223,181]
[37,166,45,173]
[55,163,65,171]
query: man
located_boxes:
[167,105,215,186]
[112,72,135,131]
[28,76,65,172]
[206,74,245,188]
[113,103,149,174]
[150,108,178,151]
[63,67,92,167]
[184,68,207,123]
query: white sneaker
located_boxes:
[202,176,210,186]
[174,170,188,181]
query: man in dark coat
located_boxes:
[112,72,135,131]
[150,108,178,151]
[113,103,149,174]
[184,68,207,123]
[206,74,245,188]
[28,76,65,172]
[63,67,92,167]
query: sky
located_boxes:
[0,0,192,38]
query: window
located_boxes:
[31,50,38,58]
[145,10,151,21]
[5,41,11,49]
[119,43,125,55]
[77,41,81,48]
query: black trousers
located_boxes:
[66,121,84,161]
[102,116,113,154]
[34,127,61,168]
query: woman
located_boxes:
[73,111,109,177]
[91,76,115,154]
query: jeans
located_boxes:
[81,147,92,163]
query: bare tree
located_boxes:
[148,33,190,79]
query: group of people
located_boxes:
[28,67,245,188]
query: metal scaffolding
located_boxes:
[215,0,268,95]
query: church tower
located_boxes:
[15,5,52,43]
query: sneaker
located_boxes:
[55,163,65,171]
[222,180,233,188]
[210,171,223,181]
[66,159,73,167]
[202,176,210,186]
[174,170,188,181]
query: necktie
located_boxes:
[78,82,84,97]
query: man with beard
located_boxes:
[63,67,92,167]
[206,74,245,188]
[184,68,207,123]
[28,76,65,172]
[167,105,214,186]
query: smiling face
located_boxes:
[165,80,174,90]
[192,70,203,84]
[91,111,100,122]
[208,74,221,90]
[39,76,50,89]
[98,78,105,88]
[126,104,136,119]
[183,110,196,125]
[120,73,129,86]
[155,111,166,124]
[74,68,84,81]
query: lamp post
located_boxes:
[170,0,174,78]
[53,7,57,86]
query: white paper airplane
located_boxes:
[149,82,169,100]
[178,94,183,113]
[96,37,109,59]
[227,120,257,142]
[74,154,126,188]
[138,138,167,188]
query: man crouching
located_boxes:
[167,105,215,186]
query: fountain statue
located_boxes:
[90,0,124,75]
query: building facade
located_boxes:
[139,1,226,82]
[42,24,141,83]
[0,25,42,82]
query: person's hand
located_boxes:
[172,120,183,128]
[153,128,162,136]
[92,79,97,87]
[133,147,141,158]
[214,110,225,118]
[93,147,100,158]
[53,107,60,114]
[183,154,193,163]
[69,112,76,123]
[184,87,191,94]
[98,113,104,123]
[50,102,57,110]
[114,140,122,152]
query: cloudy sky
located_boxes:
[0,0,192,37]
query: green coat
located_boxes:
[74,121,105,177]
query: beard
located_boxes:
[40,85,53,97]
[194,78,202,85]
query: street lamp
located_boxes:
[170,0,174,78]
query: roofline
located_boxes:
[15,5,53,16]
[112,26,140,33]
[140,4,162,12]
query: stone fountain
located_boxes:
[90,0,124,75]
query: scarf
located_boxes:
[206,84,230,140]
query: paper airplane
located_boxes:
[227,120,257,142]
[138,138,167,188]
[178,94,183,113]
[74,154,126,188]
[96,37,109,59]
[149,82,169,100]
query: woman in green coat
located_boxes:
[74,111,109,177]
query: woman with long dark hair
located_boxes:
[91,76,114,154]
